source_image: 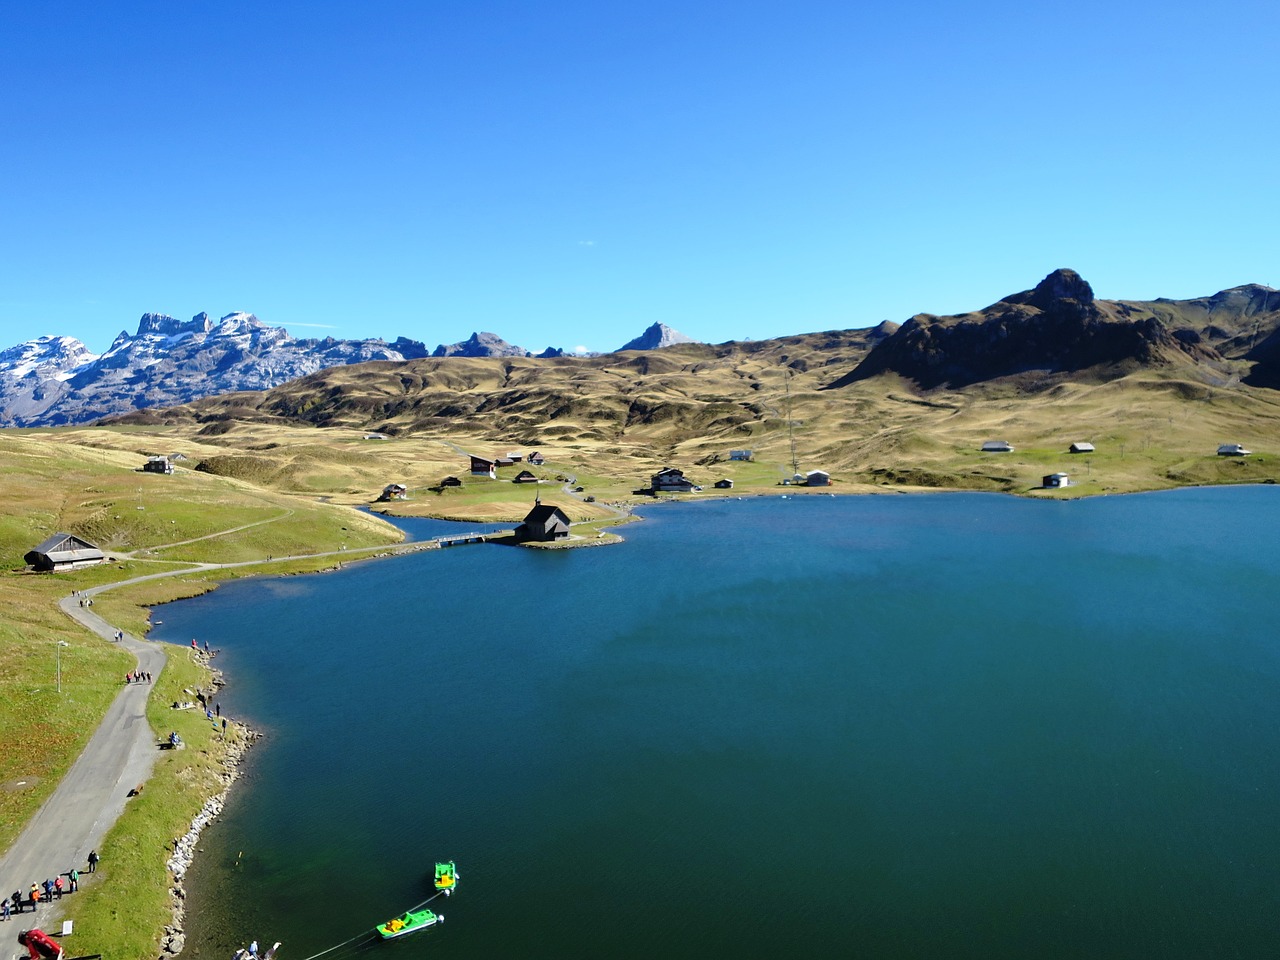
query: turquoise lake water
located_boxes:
[152,488,1280,959]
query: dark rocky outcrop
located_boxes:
[829,269,1222,390]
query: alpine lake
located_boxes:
[153,488,1280,960]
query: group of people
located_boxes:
[125,670,152,683]
[1,853,95,926]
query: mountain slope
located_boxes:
[828,269,1251,391]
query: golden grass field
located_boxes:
[3,345,1280,956]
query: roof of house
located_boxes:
[524,503,569,525]
[30,532,104,560]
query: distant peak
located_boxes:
[1029,269,1094,308]
[136,312,213,337]
[616,322,695,352]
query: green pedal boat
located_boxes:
[376,908,443,940]
[434,861,458,894]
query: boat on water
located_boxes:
[434,861,458,893]
[376,909,442,940]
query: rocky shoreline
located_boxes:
[159,656,261,959]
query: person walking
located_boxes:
[2,895,10,921]
[10,890,21,915]
[41,880,52,903]
[51,878,62,900]
[87,850,99,873]
[28,885,39,910]
[67,870,78,894]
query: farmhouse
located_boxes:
[1069,442,1095,454]
[142,456,173,474]
[517,502,571,542]
[652,467,697,493]
[470,456,497,479]
[1217,443,1251,456]
[25,533,106,572]
[981,440,1014,453]
[1042,473,1070,488]
[527,451,546,466]
[379,483,407,500]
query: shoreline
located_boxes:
[159,651,260,958]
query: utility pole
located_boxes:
[56,641,69,693]
[785,368,799,478]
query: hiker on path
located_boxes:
[52,878,62,900]
[67,869,77,893]
[40,880,52,903]
[2,896,10,921]
[87,850,99,873]
[11,889,22,914]
[27,885,39,910]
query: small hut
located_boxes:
[805,470,830,487]
[981,440,1014,453]
[1042,473,1070,488]
[1069,442,1095,454]
[440,476,462,488]
[513,470,538,484]
[714,479,734,489]
[142,456,174,474]
[379,483,407,501]
[1217,443,1251,456]
[25,533,105,572]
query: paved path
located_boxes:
[0,595,166,931]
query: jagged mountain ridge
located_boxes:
[0,313,696,427]
[829,270,1280,390]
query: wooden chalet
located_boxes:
[379,483,408,500]
[440,476,462,487]
[513,470,538,484]
[714,479,734,489]
[495,457,517,468]
[470,456,497,478]
[142,456,174,474]
[517,502,571,542]
[651,467,697,493]
[527,451,546,466]
[25,533,106,572]
[1069,442,1095,454]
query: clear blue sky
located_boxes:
[3,0,1277,354]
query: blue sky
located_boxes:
[2,0,1277,354]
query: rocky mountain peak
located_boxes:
[135,312,214,337]
[1026,269,1095,309]
[617,322,695,351]
[432,331,530,358]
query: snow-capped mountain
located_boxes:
[0,312,431,427]
[0,311,703,427]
